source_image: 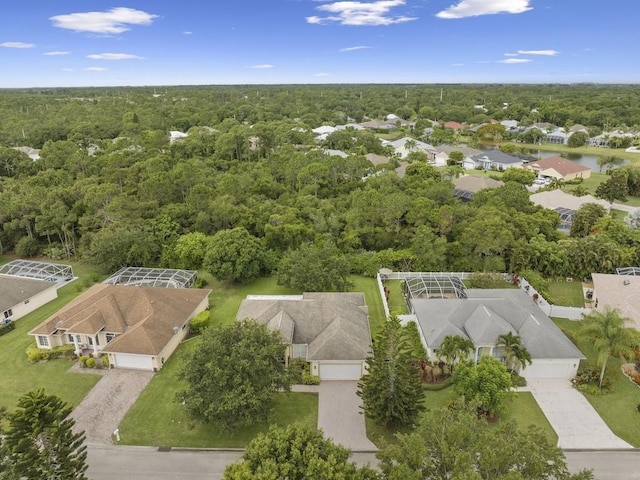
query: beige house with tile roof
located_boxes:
[524,155,591,181]
[30,284,210,371]
[591,273,640,331]
[236,292,372,380]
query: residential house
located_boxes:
[546,128,572,145]
[0,276,58,323]
[530,189,610,232]
[389,137,437,160]
[12,146,41,160]
[524,156,591,181]
[236,292,372,380]
[591,273,640,331]
[407,288,584,379]
[443,121,465,131]
[453,175,504,202]
[29,284,210,371]
[464,150,523,170]
[323,149,349,158]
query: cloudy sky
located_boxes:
[0,0,637,87]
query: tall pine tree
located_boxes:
[357,316,425,429]
[0,390,88,480]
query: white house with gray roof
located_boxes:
[236,292,372,380]
[409,288,584,379]
[464,150,523,171]
[0,275,59,323]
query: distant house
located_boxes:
[236,292,372,380]
[169,131,188,143]
[591,273,640,331]
[546,129,572,145]
[389,137,437,160]
[530,189,610,232]
[453,175,504,202]
[30,284,210,371]
[443,121,465,131]
[323,149,349,158]
[408,287,584,379]
[0,276,58,323]
[524,156,591,181]
[12,146,40,160]
[464,150,523,170]
[365,153,391,166]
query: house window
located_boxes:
[105,333,117,343]
[3,309,12,319]
[95,335,100,346]
[75,335,81,343]
[37,336,49,347]
[87,336,93,346]
[68,334,74,343]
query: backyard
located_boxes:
[554,318,640,446]
[548,280,585,307]
[0,258,104,411]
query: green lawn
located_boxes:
[366,385,557,447]
[118,339,318,447]
[384,280,409,316]
[548,281,585,307]
[350,276,387,337]
[0,260,104,411]
[554,318,640,447]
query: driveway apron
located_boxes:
[527,378,632,449]
[317,381,377,451]
[71,369,154,444]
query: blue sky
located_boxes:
[0,0,638,87]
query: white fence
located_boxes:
[376,271,590,321]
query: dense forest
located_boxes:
[1,84,640,285]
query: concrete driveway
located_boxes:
[71,369,154,444]
[527,378,632,449]
[317,381,377,452]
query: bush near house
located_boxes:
[188,310,211,334]
[0,321,16,337]
[26,344,75,363]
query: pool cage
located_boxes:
[616,267,640,276]
[0,259,73,283]
[554,207,574,232]
[103,267,197,288]
[403,275,468,310]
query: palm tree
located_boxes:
[577,308,637,388]
[495,332,532,374]
[435,335,475,373]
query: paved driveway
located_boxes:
[317,381,377,452]
[527,378,632,449]
[71,369,154,444]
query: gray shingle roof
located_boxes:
[470,150,522,165]
[412,289,584,359]
[0,275,55,313]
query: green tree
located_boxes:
[453,356,514,418]
[223,423,379,480]
[567,131,588,148]
[276,242,352,292]
[577,308,637,388]
[204,227,268,283]
[174,232,211,269]
[0,390,88,480]
[596,156,624,173]
[178,320,290,430]
[447,150,464,165]
[377,402,594,480]
[595,175,628,204]
[570,203,608,237]
[358,316,425,429]
[435,334,474,373]
[495,332,532,374]
[502,168,537,186]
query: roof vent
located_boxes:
[172,326,179,334]
[624,279,631,286]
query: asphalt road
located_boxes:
[87,445,640,480]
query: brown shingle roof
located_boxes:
[30,284,210,355]
[526,156,590,176]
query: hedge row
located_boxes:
[0,321,16,337]
[26,343,76,362]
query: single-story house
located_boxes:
[443,121,465,131]
[0,275,59,322]
[524,156,591,181]
[464,150,523,171]
[29,284,210,371]
[530,189,610,231]
[235,292,372,380]
[546,129,572,145]
[389,137,437,160]
[365,153,392,166]
[591,273,640,331]
[323,149,349,158]
[453,175,504,202]
[13,146,41,161]
[408,288,584,379]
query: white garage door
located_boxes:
[523,362,570,379]
[319,363,362,380]
[114,353,154,371]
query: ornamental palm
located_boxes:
[436,335,475,373]
[496,332,532,374]
[577,308,637,388]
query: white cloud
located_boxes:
[43,51,71,56]
[499,58,531,64]
[87,53,143,60]
[339,45,371,52]
[436,0,532,19]
[183,31,193,35]
[475,60,491,64]
[61,68,75,72]
[452,63,464,66]
[517,49,558,56]
[314,72,330,77]
[503,52,519,57]
[250,64,274,69]
[83,67,108,71]
[1,42,35,48]
[50,7,157,34]
[307,0,417,26]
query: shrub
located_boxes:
[194,277,208,288]
[510,372,527,388]
[85,357,96,368]
[301,371,320,385]
[288,358,308,384]
[102,355,110,368]
[78,355,88,367]
[572,364,612,393]
[189,311,211,334]
[15,236,41,257]
[0,321,16,337]
[26,344,75,362]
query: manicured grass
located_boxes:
[548,281,585,307]
[350,276,387,336]
[0,260,104,411]
[611,209,628,220]
[118,339,318,447]
[384,280,409,316]
[366,384,557,447]
[554,318,640,447]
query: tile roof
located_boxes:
[525,156,590,176]
[453,175,504,194]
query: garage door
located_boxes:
[319,363,362,380]
[523,362,570,379]
[113,353,154,371]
